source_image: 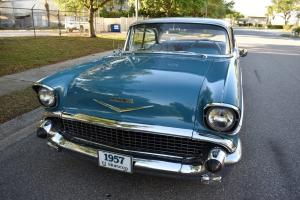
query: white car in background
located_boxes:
[64,16,89,32]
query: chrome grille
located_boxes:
[61,119,215,158]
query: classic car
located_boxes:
[33,18,247,183]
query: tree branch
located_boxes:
[99,0,112,7]
[83,0,89,9]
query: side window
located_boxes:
[130,26,157,51]
[131,26,144,50]
[143,28,156,49]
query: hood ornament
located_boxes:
[93,99,153,113]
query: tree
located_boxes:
[118,0,126,11]
[56,0,112,37]
[139,0,179,17]
[266,6,275,25]
[44,0,50,27]
[177,0,205,17]
[269,0,300,25]
[137,0,233,18]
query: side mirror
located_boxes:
[239,49,248,57]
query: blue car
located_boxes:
[33,18,247,183]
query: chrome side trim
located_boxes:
[43,112,237,152]
[43,111,63,118]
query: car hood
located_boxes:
[63,54,212,130]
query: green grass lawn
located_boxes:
[0,36,125,77]
[0,36,125,123]
[0,87,40,123]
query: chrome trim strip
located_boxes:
[233,95,244,135]
[61,113,193,138]
[122,51,232,58]
[43,112,237,152]
[47,132,241,176]
[123,28,131,51]
[192,132,236,153]
[32,83,55,91]
[204,103,240,113]
[93,98,154,113]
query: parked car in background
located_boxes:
[64,16,89,32]
[33,18,247,183]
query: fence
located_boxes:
[0,7,140,37]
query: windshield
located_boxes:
[125,23,230,55]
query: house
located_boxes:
[270,11,300,26]
[0,0,59,28]
[236,16,267,26]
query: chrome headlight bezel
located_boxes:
[204,103,240,133]
[33,84,57,108]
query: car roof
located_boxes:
[131,17,231,30]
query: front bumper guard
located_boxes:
[47,130,242,182]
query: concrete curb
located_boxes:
[0,107,44,141]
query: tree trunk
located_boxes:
[284,12,291,26]
[284,14,288,26]
[89,6,96,38]
[47,13,50,27]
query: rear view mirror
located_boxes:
[239,49,248,57]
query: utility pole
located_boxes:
[205,0,208,18]
[31,2,37,37]
[135,0,139,21]
[57,10,61,36]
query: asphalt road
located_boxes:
[1,29,300,200]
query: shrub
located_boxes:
[283,25,293,30]
[292,27,300,33]
[267,25,283,29]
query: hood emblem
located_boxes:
[93,99,153,113]
[110,97,134,104]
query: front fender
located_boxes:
[32,56,113,112]
[193,56,243,143]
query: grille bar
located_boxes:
[61,118,215,159]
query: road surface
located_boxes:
[0,29,300,200]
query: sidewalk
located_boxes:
[0,50,113,96]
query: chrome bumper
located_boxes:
[47,131,241,182]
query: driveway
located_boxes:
[0,29,300,200]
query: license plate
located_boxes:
[98,150,132,173]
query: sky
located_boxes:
[233,0,272,17]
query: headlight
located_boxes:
[38,87,56,107]
[205,106,237,132]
